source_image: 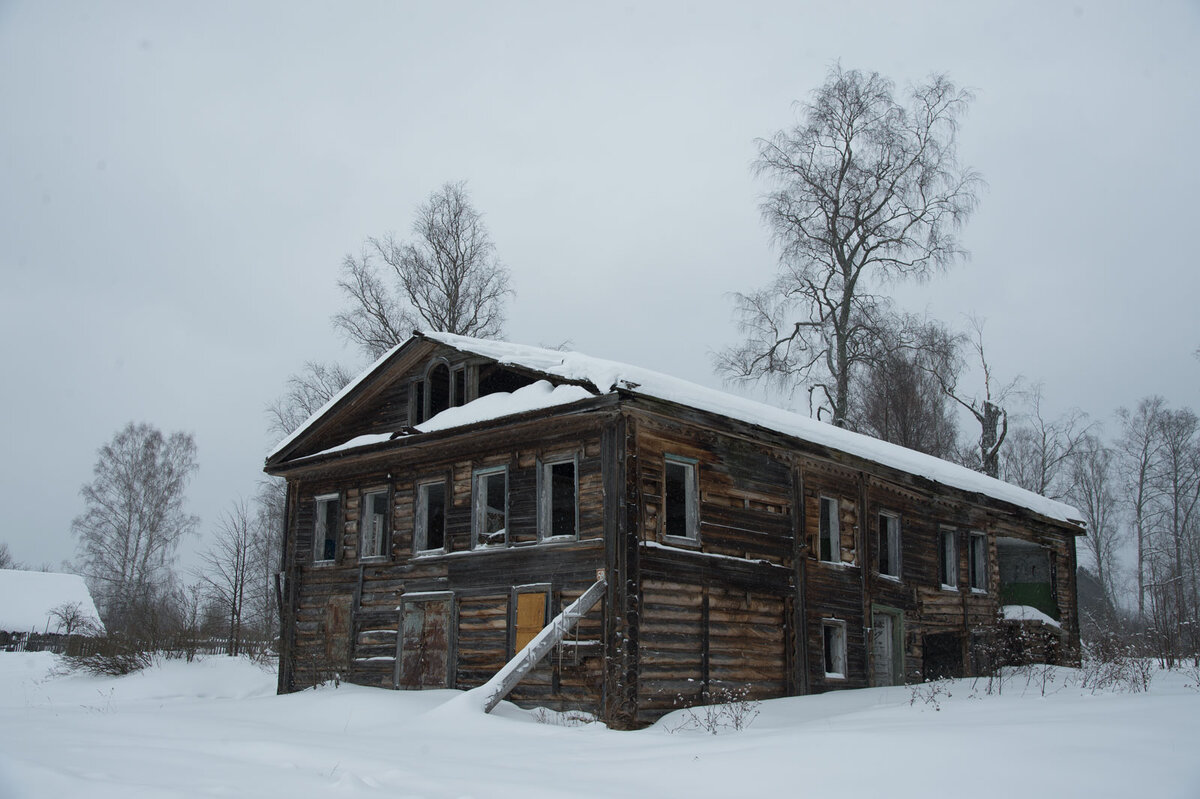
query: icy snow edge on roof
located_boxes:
[423,331,1083,526]
[0,570,105,634]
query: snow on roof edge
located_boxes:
[421,331,1083,527]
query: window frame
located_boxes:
[414,478,449,555]
[822,619,848,679]
[508,583,552,657]
[662,455,699,544]
[538,455,580,542]
[940,528,959,590]
[358,486,390,560]
[968,532,988,592]
[472,465,509,549]
[313,493,341,564]
[819,495,841,563]
[877,511,901,580]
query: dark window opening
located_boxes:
[418,482,446,552]
[452,367,467,407]
[819,496,839,562]
[878,513,900,578]
[664,459,695,540]
[315,496,340,561]
[477,364,534,398]
[428,363,451,418]
[544,460,577,539]
[412,380,426,425]
[474,469,507,547]
[823,621,846,677]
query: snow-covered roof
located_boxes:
[273,331,1083,527]
[0,570,105,634]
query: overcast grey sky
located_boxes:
[2,1,1197,571]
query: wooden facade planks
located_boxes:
[268,339,1083,727]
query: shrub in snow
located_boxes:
[667,684,761,734]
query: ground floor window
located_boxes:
[939,529,958,589]
[969,532,988,591]
[822,619,847,679]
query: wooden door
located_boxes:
[514,592,547,653]
[398,597,452,689]
[871,611,896,686]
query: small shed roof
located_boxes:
[0,570,105,634]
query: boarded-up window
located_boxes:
[940,529,958,588]
[360,489,388,559]
[416,481,447,553]
[397,596,453,689]
[819,496,840,563]
[512,590,548,653]
[314,494,340,562]
[539,459,577,540]
[664,457,697,541]
[473,467,508,548]
[878,512,900,578]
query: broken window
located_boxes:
[473,467,508,548]
[939,529,958,589]
[539,458,578,540]
[663,457,698,541]
[968,532,988,591]
[360,489,389,559]
[822,619,847,678]
[314,494,340,562]
[427,362,451,418]
[416,480,447,553]
[878,512,901,578]
[452,366,467,407]
[820,496,840,563]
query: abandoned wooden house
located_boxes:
[264,331,1084,728]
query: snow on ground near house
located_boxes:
[0,570,104,634]
[1003,604,1063,628]
[1,655,1197,799]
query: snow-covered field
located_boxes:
[1,653,1197,799]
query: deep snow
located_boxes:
[0,653,1196,798]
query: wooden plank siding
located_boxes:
[270,352,1082,728]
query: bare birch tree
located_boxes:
[1117,396,1167,622]
[717,65,980,426]
[266,360,355,439]
[334,182,514,359]
[72,423,198,632]
[195,500,257,656]
[1002,385,1093,499]
[1067,434,1122,614]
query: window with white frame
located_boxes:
[940,529,958,589]
[663,457,698,541]
[539,458,578,540]
[473,467,508,548]
[360,489,389,559]
[314,494,341,562]
[819,496,840,563]
[415,480,447,553]
[969,532,988,591]
[822,620,847,678]
[878,512,901,579]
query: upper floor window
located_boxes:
[940,529,958,589]
[314,494,340,562]
[359,488,389,559]
[473,466,508,548]
[968,532,988,591]
[663,456,698,542]
[819,496,840,563]
[878,512,901,579]
[539,457,578,540]
[415,480,447,553]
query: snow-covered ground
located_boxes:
[1,653,1197,798]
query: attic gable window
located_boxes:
[314,494,340,563]
[412,361,470,426]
